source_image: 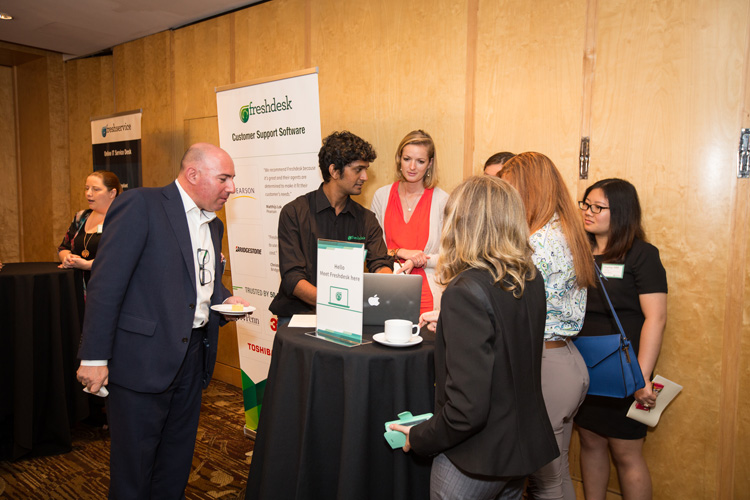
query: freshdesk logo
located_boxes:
[101,126,107,137]
[238,96,293,123]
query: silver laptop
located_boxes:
[362,273,422,326]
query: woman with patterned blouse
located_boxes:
[500,153,595,500]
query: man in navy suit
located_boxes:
[77,142,250,499]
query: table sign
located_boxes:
[314,239,365,346]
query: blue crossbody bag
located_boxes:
[572,263,646,398]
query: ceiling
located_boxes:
[0,0,264,61]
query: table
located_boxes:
[0,262,88,460]
[246,324,436,500]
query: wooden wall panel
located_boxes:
[585,0,750,497]
[47,55,70,253]
[0,66,20,262]
[16,55,69,262]
[738,243,750,495]
[474,0,588,183]
[732,4,750,495]
[311,0,468,201]
[233,0,307,83]
[65,56,115,213]
[113,32,175,187]
[16,58,53,262]
[173,14,233,157]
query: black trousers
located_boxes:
[106,328,205,500]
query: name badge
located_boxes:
[97,224,103,234]
[601,263,625,279]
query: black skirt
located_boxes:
[574,393,646,439]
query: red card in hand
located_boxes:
[635,382,664,412]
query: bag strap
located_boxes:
[594,261,644,382]
[594,261,629,345]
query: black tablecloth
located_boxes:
[246,324,436,500]
[0,262,88,460]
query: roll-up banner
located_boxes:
[91,110,143,189]
[216,69,322,434]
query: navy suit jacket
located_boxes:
[78,182,229,393]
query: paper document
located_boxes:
[289,314,317,328]
[626,375,682,427]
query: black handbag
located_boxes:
[572,263,646,398]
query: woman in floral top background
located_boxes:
[501,152,595,500]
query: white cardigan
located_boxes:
[370,183,449,309]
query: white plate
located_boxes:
[210,304,256,316]
[373,332,423,347]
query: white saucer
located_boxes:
[373,333,423,347]
[210,304,256,316]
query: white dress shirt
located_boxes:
[175,179,217,328]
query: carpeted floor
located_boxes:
[0,380,254,499]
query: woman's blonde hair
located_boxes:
[437,175,536,297]
[394,130,438,189]
[500,152,595,288]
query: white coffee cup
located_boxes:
[384,319,420,343]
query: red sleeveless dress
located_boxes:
[383,182,434,314]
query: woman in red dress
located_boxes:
[371,130,449,313]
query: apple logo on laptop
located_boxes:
[368,294,380,306]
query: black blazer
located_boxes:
[409,267,558,477]
[78,182,229,393]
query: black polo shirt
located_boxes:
[269,184,393,317]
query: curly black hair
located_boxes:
[318,131,377,182]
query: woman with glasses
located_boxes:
[499,153,595,500]
[575,179,667,500]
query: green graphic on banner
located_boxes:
[241,369,266,430]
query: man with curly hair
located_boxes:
[270,131,399,321]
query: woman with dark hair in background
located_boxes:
[390,175,557,499]
[500,152,595,500]
[483,151,515,176]
[575,179,667,500]
[58,170,122,293]
[371,130,449,313]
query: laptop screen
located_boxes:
[362,273,422,326]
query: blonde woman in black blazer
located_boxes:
[391,176,558,500]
